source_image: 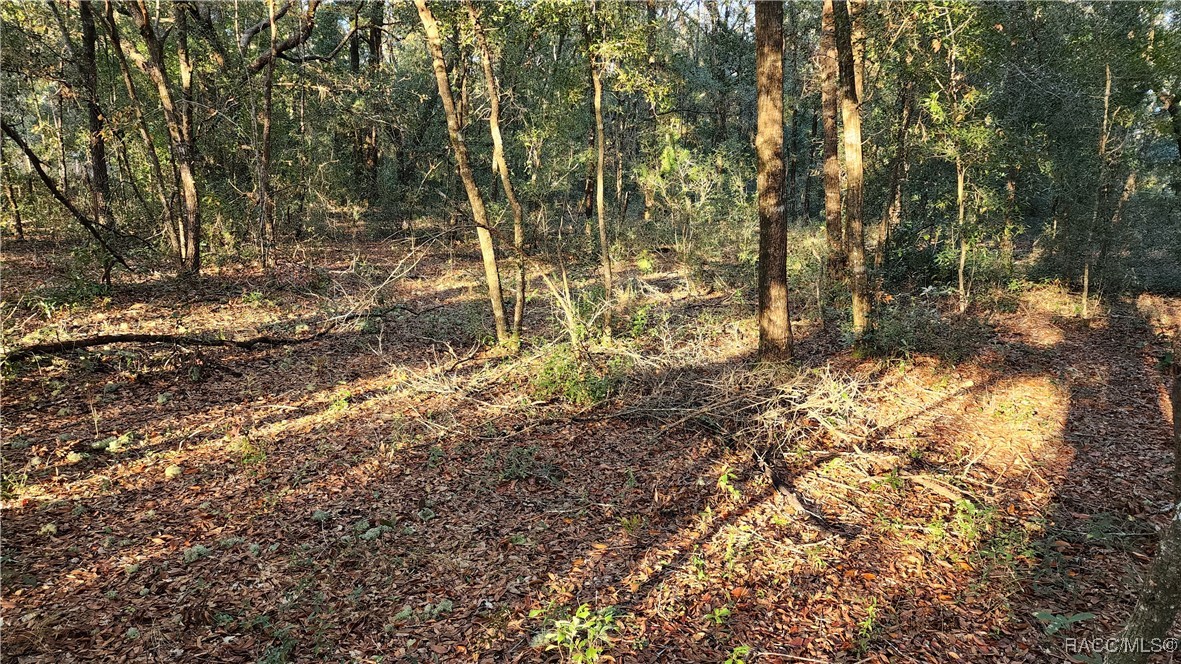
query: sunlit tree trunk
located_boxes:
[586,11,613,340]
[174,2,201,276]
[834,0,870,339]
[103,1,174,251]
[1084,64,1112,319]
[415,0,509,344]
[755,0,792,361]
[467,0,527,343]
[820,0,843,278]
[956,157,969,313]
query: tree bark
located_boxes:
[956,157,969,313]
[79,0,113,231]
[102,1,174,251]
[820,0,843,278]
[834,0,870,339]
[415,0,509,344]
[124,0,201,276]
[586,11,614,340]
[755,0,792,361]
[5,183,24,241]
[1084,63,1112,315]
[467,0,527,343]
[258,0,278,270]
[1107,502,1181,664]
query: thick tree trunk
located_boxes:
[79,0,112,231]
[834,0,870,339]
[755,0,792,361]
[467,0,527,343]
[1107,505,1181,663]
[415,0,509,344]
[820,0,843,278]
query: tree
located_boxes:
[414,0,509,345]
[755,0,792,362]
[467,0,527,343]
[584,4,614,341]
[819,0,843,278]
[833,0,870,339]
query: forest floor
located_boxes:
[2,237,1179,663]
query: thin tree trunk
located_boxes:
[1096,169,1136,291]
[755,0,792,361]
[2,121,130,270]
[1002,163,1017,273]
[876,81,913,268]
[467,0,526,343]
[1160,91,1181,193]
[1084,64,1112,315]
[125,0,200,276]
[956,158,969,313]
[587,19,613,340]
[79,0,113,231]
[103,1,174,251]
[415,0,508,344]
[820,0,843,278]
[258,0,278,270]
[174,2,200,276]
[834,0,870,339]
[6,183,24,241]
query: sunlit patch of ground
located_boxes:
[2,240,1177,662]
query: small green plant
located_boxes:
[1033,610,1095,635]
[619,515,645,536]
[183,544,212,564]
[724,645,752,664]
[532,347,620,406]
[531,604,617,663]
[717,465,742,501]
[705,605,731,625]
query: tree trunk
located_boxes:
[467,0,527,344]
[755,0,792,361]
[1084,64,1112,314]
[79,0,112,231]
[956,158,969,313]
[876,80,913,268]
[820,0,843,278]
[126,0,200,276]
[415,0,508,344]
[257,0,278,270]
[103,1,174,251]
[588,22,614,340]
[1107,504,1181,664]
[5,183,24,241]
[1002,163,1017,273]
[1096,169,1136,292]
[174,2,200,276]
[834,0,870,339]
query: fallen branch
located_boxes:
[3,304,439,363]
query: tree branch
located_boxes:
[1,120,132,272]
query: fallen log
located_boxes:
[3,304,441,363]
